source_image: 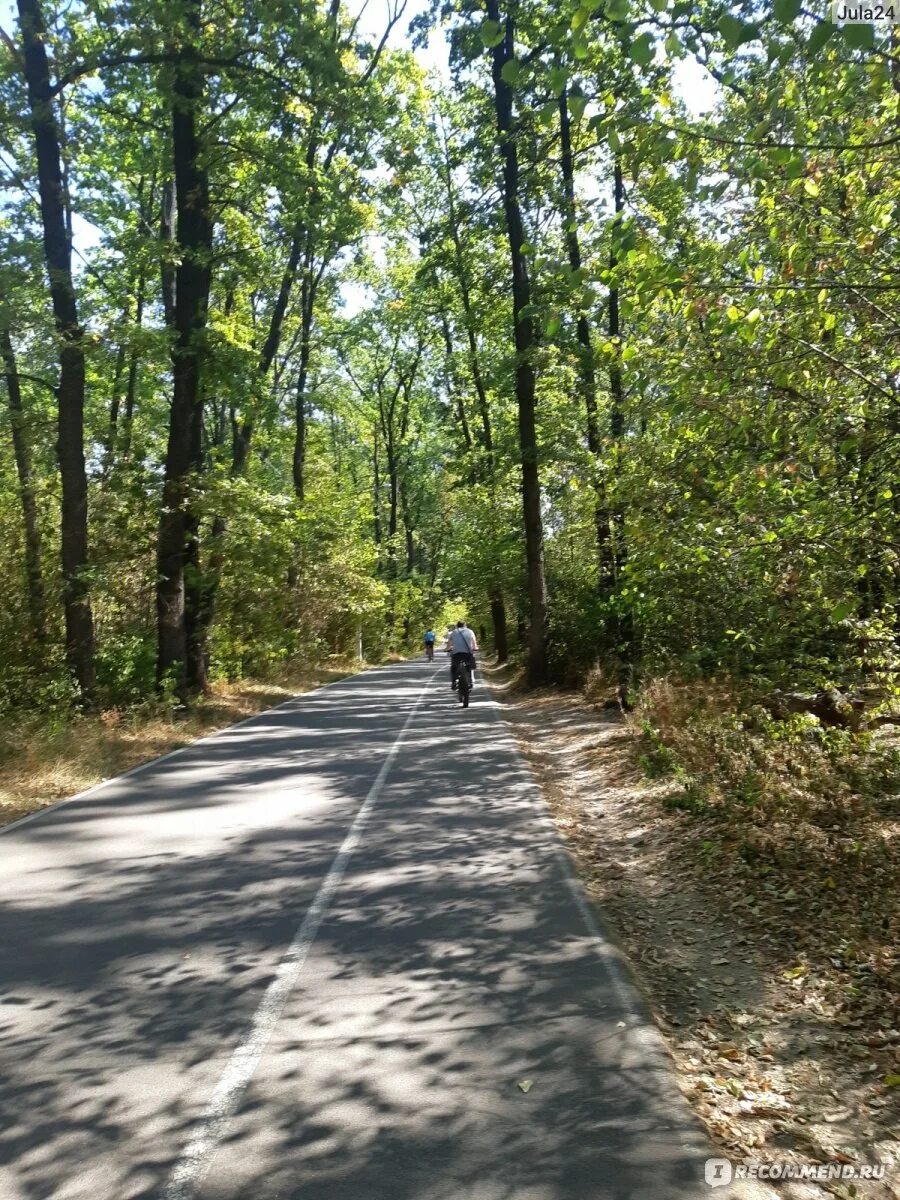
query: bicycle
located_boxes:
[424,642,434,661]
[454,655,474,708]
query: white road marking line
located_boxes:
[162,668,438,1200]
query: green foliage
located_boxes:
[0,0,897,734]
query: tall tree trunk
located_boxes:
[372,427,382,553]
[104,337,128,471]
[120,278,145,461]
[160,177,177,329]
[293,268,316,500]
[440,121,509,654]
[608,155,626,575]
[17,0,95,702]
[558,85,613,591]
[439,139,494,462]
[104,177,151,471]
[490,593,508,663]
[156,11,212,697]
[486,0,548,685]
[438,309,472,453]
[607,155,633,700]
[401,480,415,575]
[0,321,48,643]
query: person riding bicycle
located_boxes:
[423,628,436,659]
[448,620,478,690]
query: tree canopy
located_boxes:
[0,0,897,715]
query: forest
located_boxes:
[2,0,899,1174]
[0,0,898,725]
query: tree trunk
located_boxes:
[156,12,212,698]
[607,155,634,700]
[120,277,145,460]
[438,309,472,453]
[17,0,95,702]
[558,85,613,591]
[490,592,508,663]
[293,269,316,499]
[0,321,48,644]
[439,139,494,462]
[372,428,382,554]
[160,178,177,329]
[486,0,548,685]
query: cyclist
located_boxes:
[448,620,478,691]
[423,628,436,660]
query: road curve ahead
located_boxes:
[1,660,716,1200]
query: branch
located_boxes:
[789,334,897,402]
[360,0,408,83]
[652,118,900,153]
[0,22,23,71]
[16,371,58,394]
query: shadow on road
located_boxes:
[0,662,710,1200]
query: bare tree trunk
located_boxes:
[372,428,382,555]
[0,321,48,643]
[17,0,95,702]
[439,137,494,462]
[156,8,213,698]
[486,0,548,685]
[438,309,472,453]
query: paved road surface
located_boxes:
[1,660,722,1200]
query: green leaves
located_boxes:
[569,93,588,120]
[548,65,569,94]
[500,59,521,85]
[773,0,802,21]
[479,18,504,47]
[629,33,655,66]
[830,600,856,623]
[807,20,836,53]
[605,0,630,20]
[718,14,759,49]
[843,21,875,49]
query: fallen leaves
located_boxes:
[499,683,900,1199]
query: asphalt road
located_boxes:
[0,659,723,1200]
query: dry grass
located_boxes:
[0,662,359,829]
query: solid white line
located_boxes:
[161,668,437,1200]
[0,670,369,837]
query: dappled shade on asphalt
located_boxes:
[0,662,713,1200]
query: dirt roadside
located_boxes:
[488,671,899,1200]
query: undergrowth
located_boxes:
[628,676,899,1018]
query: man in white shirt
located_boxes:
[448,621,478,690]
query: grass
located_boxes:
[0,662,359,829]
